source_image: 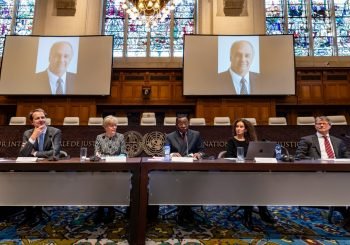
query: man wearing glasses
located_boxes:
[295,116,350,160]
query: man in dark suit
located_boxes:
[18,108,62,224]
[164,115,205,224]
[218,40,260,95]
[295,116,350,160]
[165,116,205,159]
[19,108,61,158]
[295,116,350,231]
[36,41,76,95]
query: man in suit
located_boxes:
[218,40,260,95]
[36,41,76,95]
[18,108,62,224]
[295,116,350,160]
[19,108,61,158]
[295,116,350,231]
[164,115,205,224]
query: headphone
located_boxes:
[280,145,294,162]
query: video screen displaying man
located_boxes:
[218,40,259,95]
[36,39,79,95]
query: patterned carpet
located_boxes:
[0,206,350,244]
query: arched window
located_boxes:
[104,0,196,58]
[265,0,350,56]
[0,0,36,54]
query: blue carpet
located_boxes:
[0,206,349,244]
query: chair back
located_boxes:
[214,117,231,126]
[116,117,128,126]
[63,117,80,125]
[142,112,155,118]
[45,118,52,125]
[88,117,103,126]
[297,116,315,125]
[268,117,287,125]
[140,117,156,126]
[242,118,257,125]
[164,117,176,126]
[9,117,26,125]
[327,115,347,125]
[189,118,206,126]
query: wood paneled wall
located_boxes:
[0,67,350,125]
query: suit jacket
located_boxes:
[217,70,260,94]
[295,134,350,159]
[165,129,205,156]
[18,126,62,158]
[36,71,77,94]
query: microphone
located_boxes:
[48,135,58,161]
[280,145,294,162]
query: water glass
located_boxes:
[236,147,245,162]
[80,147,87,161]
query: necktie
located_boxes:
[240,78,248,95]
[323,136,335,158]
[56,78,63,94]
[38,133,45,152]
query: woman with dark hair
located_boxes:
[225,118,275,229]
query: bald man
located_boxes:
[36,41,77,95]
[218,40,260,95]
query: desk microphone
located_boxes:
[48,135,58,161]
[280,145,294,162]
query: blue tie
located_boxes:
[39,134,45,151]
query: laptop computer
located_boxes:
[245,141,277,160]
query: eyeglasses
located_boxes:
[315,122,329,126]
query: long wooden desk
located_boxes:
[138,158,350,243]
[2,157,350,244]
[0,158,142,245]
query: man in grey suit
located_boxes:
[18,108,62,224]
[295,116,350,160]
[36,41,76,95]
[19,108,61,159]
[295,116,350,230]
[218,40,260,94]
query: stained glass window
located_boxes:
[104,0,195,58]
[265,0,350,56]
[0,0,36,54]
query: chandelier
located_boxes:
[122,0,179,31]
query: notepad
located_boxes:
[16,157,38,162]
[171,157,194,162]
[105,156,127,163]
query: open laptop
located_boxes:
[245,141,277,160]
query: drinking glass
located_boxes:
[236,147,245,162]
[80,147,87,161]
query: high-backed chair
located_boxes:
[214,117,231,126]
[164,117,176,126]
[242,118,257,126]
[140,117,156,126]
[327,115,347,125]
[45,118,52,125]
[189,118,206,126]
[88,117,103,126]
[268,117,287,125]
[296,116,315,125]
[63,117,80,125]
[9,117,26,125]
[116,117,128,126]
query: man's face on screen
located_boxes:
[48,42,73,77]
[230,41,254,77]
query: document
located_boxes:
[15,157,38,162]
[105,156,127,163]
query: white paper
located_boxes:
[254,157,278,163]
[15,157,38,162]
[105,156,127,163]
[171,157,194,162]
